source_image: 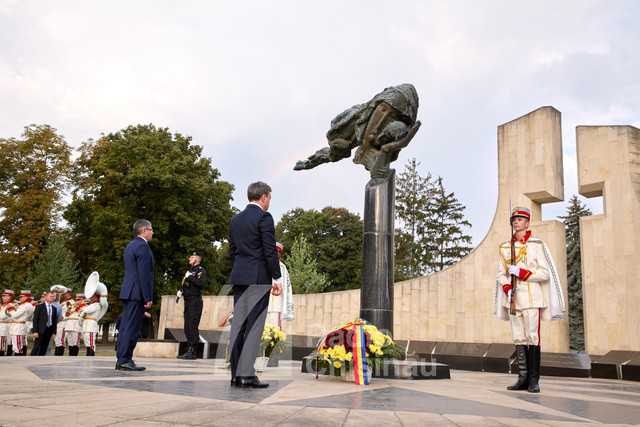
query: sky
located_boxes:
[1,0,638,245]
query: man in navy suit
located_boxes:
[228,181,282,388]
[30,290,57,356]
[116,219,155,371]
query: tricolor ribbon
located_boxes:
[315,318,370,385]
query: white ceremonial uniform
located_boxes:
[65,302,82,347]
[9,301,35,353]
[0,302,13,352]
[266,261,294,327]
[80,302,101,351]
[55,299,74,347]
[494,231,565,345]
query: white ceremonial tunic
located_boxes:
[80,302,100,350]
[267,261,294,327]
[0,302,13,351]
[494,232,565,345]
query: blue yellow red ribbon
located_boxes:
[315,318,369,385]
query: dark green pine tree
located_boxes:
[559,195,592,351]
[394,158,434,280]
[428,177,473,272]
[24,236,80,298]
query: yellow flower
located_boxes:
[334,361,342,369]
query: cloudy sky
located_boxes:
[1,0,638,245]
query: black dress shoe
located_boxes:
[230,377,240,386]
[116,361,145,371]
[238,377,269,388]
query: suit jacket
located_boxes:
[119,236,155,302]
[32,303,57,335]
[228,204,281,285]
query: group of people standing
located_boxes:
[115,182,289,389]
[0,287,103,357]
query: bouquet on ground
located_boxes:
[313,318,405,385]
[259,323,292,359]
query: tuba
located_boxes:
[50,284,67,302]
[83,271,109,321]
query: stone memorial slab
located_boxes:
[621,354,640,382]
[591,350,640,379]
[483,343,515,373]
[432,342,491,371]
[536,352,592,378]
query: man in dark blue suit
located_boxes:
[30,291,57,356]
[116,219,155,371]
[228,181,282,388]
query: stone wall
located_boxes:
[577,125,640,355]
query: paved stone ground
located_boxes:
[1,355,639,426]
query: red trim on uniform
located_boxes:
[519,269,533,281]
[536,308,541,346]
[502,284,512,295]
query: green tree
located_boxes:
[394,158,434,280]
[64,124,235,324]
[0,124,73,285]
[24,236,80,298]
[276,206,362,291]
[285,234,330,294]
[428,176,473,271]
[559,195,591,351]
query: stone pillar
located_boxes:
[360,169,395,336]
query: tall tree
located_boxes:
[559,195,592,351]
[276,206,362,291]
[428,176,473,272]
[0,124,73,284]
[24,236,80,298]
[394,158,433,280]
[285,234,330,294]
[64,124,235,324]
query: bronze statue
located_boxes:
[294,83,421,178]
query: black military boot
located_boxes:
[21,346,27,355]
[507,345,529,390]
[86,348,95,356]
[0,350,4,356]
[69,346,79,356]
[528,345,541,393]
[54,346,65,356]
[7,345,13,356]
[178,345,197,360]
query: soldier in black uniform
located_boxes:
[177,251,206,360]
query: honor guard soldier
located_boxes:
[0,290,15,356]
[177,251,206,360]
[7,290,35,355]
[495,207,566,393]
[65,293,85,356]
[266,242,295,328]
[54,288,74,356]
[78,292,101,356]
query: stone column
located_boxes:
[360,169,395,336]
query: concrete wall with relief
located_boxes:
[159,107,582,353]
[577,125,640,355]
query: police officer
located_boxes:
[177,251,206,360]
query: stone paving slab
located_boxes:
[1,356,639,426]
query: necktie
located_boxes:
[46,304,51,327]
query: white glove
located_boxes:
[508,265,520,277]
[507,289,513,301]
[184,271,192,278]
[176,290,183,298]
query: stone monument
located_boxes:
[294,83,421,336]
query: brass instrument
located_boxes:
[80,271,109,323]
